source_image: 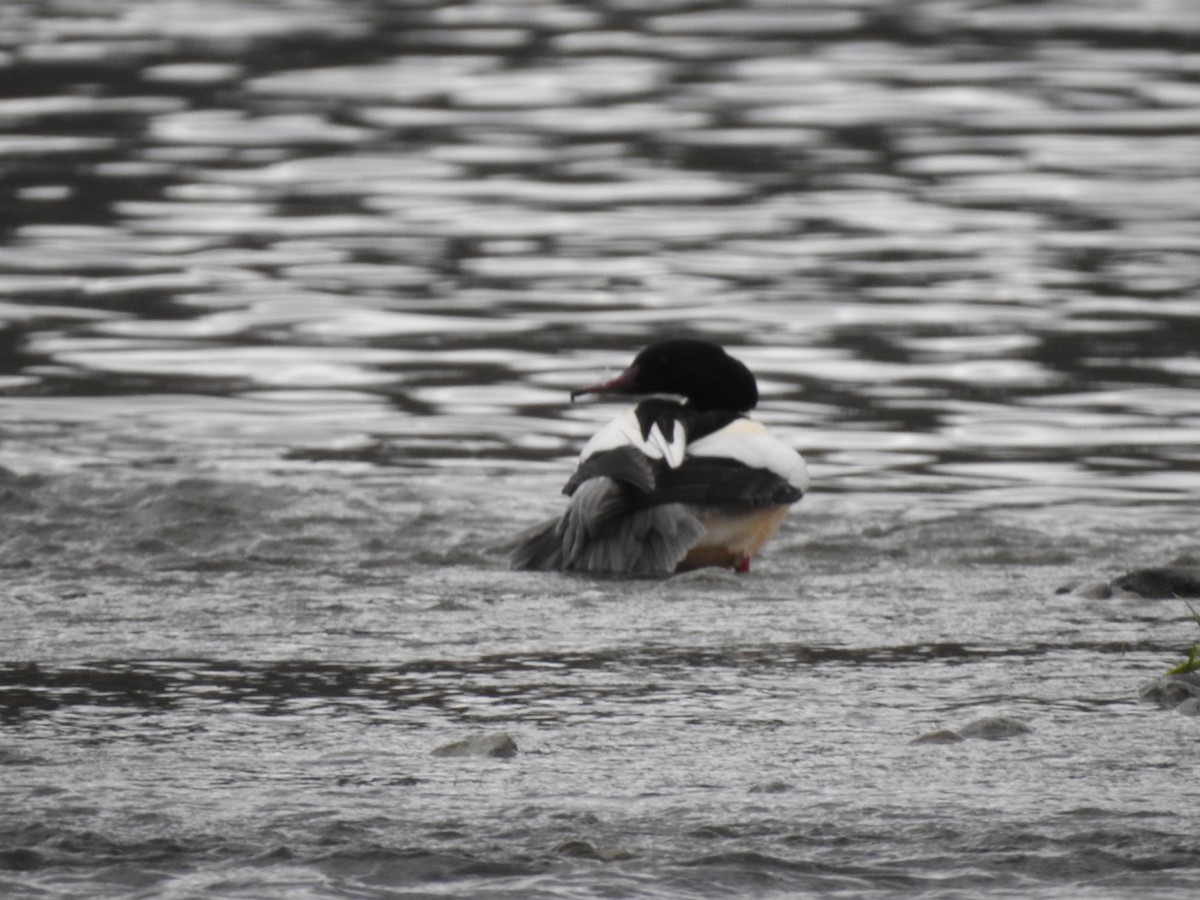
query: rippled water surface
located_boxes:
[3,0,1200,897]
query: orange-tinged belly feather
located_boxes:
[677,504,792,572]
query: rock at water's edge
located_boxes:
[1059,565,1200,600]
[1111,567,1200,599]
[431,733,518,758]
[1139,672,1200,709]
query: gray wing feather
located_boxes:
[511,476,705,575]
[562,478,704,575]
[563,445,655,496]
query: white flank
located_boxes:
[687,418,809,492]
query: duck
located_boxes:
[511,339,808,575]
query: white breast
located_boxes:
[686,418,809,493]
[579,407,688,469]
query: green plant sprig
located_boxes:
[1166,599,1200,676]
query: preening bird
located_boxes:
[511,339,808,576]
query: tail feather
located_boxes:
[560,478,614,564]
[509,516,565,571]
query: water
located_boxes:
[2,0,1200,896]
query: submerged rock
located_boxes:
[748,780,794,794]
[958,716,1033,739]
[1138,671,1200,709]
[552,844,638,864]
[553,840,602,859]
[1175,697,1200,716]
[910,728,965,745]
[912,716,1031,744]
[552,839,634,862]
[431,732,518,759]
[1063,580,1113,599]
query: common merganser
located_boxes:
[511,339,808,575]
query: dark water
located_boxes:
[3,0,1200,897]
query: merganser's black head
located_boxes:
[571,339,758,412]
